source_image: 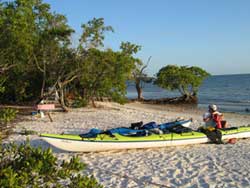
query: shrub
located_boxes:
[0,141,103,188]
[155,65,210,100]
[0,108,17,125]
[0,108,18,139]
[72,97,89,108]
[19,128,38,136]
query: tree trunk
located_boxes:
[91,97,96,108]
[182,94,198,103]
[40,61,46,98]
[135,81,143,100]
[58,83,69,112]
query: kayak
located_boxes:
[40,125,250,152]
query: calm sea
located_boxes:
[126,74,250,114]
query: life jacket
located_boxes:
[212,112,222,129]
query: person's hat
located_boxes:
[208,104,217,111]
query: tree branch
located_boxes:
[33,53,45,73]
[61,75,78,87]
[0,64,17,74]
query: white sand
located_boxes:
[5,102,250,188]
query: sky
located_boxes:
[44,0,250,76]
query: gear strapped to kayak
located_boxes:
[79,119,193,139]
[130,119,192,130]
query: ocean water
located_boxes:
[126,74,250,114]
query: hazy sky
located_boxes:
[44,0,250,76]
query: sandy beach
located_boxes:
[4,102,250,188]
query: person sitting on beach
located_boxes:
[203,104,228,129]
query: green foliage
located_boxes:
[155,65,210,97]
[120,42,151,100]
[0,0,38,62]
[79,17,114,49]
[0,0,141,106]
[0,77,6,93]
[78,17,130,105]
[0,0,74,103]
[0,108,17,125]
[0,0,147,107]
[0,87,4,94]
[72,97,89,108]
[79,48,135,104]
[0,141,103,188]
[0,69,42,102]
[0,108,17,139]
[19,128,38,135]
[69,175,102,188]
[120,41,141,56]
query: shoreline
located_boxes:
[3,101,250,188]
[127,98,250,115]
[1,99,250,116]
